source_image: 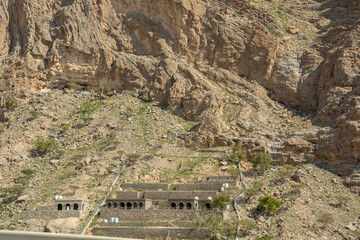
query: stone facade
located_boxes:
[100,209,226,221]
[23,199,88,219]
[94,177,234,239]
[92,227,211,239]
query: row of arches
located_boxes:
[58,203,81,211]
[170,202,193,210]
[107,202,144,209]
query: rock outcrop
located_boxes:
[0,0,360,180]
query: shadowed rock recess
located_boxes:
[1,0,360,216]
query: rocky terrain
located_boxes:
[0,0,360,238]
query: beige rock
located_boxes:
[288,26,299,35]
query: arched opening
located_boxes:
[113,202,118,208]
[127,202,132,209]
[139,202,144,209]
[171,202,176,209]
[205,203,211,209]
[133,202,138,209]
[108,202,112,209]
[66,204,71,211]
[120,202,125,209]
[57,204,62,211]
[195,203,198,210]
[179,202,184,210]
[187,202,192,210]
[74,203,79,210]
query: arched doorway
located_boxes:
[120,202,125,209]
[108,202,112,209]
[179,203,184,210]
[127,202,132,209]
[66,204,71,211]
[57,204,62,211]
[205,203,211,210]
[113,202,118,208]
[187,202,192,210]
[171,202,176,209]
[133,202,138,209]
[74,203,79,210]
[139,202,144,209]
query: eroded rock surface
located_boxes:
[0,0,360,181]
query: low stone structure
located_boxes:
[93,176,235,239]
[23,199,88,220]
[92,227,211,239]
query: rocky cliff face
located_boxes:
[0,0,360,177]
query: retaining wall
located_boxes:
[100,209,224,221]
[23,209,82,219]
[121,183,169,191]
[92,227,211,239]
[98,221,195,228]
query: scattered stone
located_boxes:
[221,166,228,171]
[16,195,29,203]
[44,225,55,233]
[293,169,306,182]
[288,26,299,35]
[305,166,313,173]
[220,161,228,166]
[345,223,357,231]
[331,178,337,184]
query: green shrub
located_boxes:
[257,195,282,214]
[0,184,25,197]
[230,144,247,164]
[34,137,58,156]
[5,97,18,110]
[21,169,36,176]
[211,194,230,210]
[17,178,29,185]
[252,153,272,174]
[67,82,84,91]
[75,99,102,119]
[97,87,111,94]
[29,110,40,118]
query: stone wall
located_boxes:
[23,209,82,219]
[170,183,224,191]
[100,209,224,221]
[144,191,217,200]
[115,191,140,199]
[92,227,211,239]
[121,183,169,191]
[98,221,195,228]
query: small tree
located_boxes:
[211,194,230,210]
[252,153,272,174]
[230,144,247,164]
[257,195,282,214]
[34,137,58,156]
[5,97,18,110]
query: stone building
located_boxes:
[23,199,88,220]
[94,176,236,239]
